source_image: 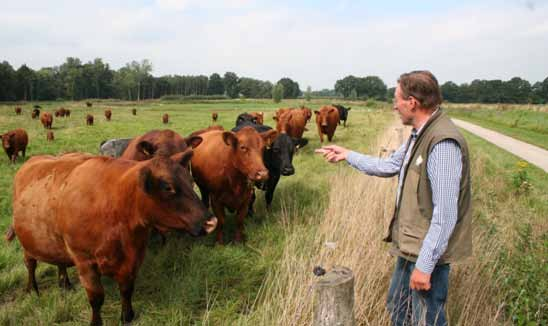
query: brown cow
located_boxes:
[300,106,312,122]
[55,108,66,117]
[86,114,94,126]
[105,109,112,121]
[121,129,202,161]
[47,131,54,142]
[191,127,277,244]
[40,112,53,129]
[314,105,340,142]
[1,129,28,163]
[273,108,292,121]
[32,108,40,119]
[187,125,225,139]
[15,107,22,115]
[275,109,307,140]
[8,151,217,325]
[65,109,71,117]
[132,108,137,115]
[211,112,218,124]
[163,113,169,124]
[249,112,264,125]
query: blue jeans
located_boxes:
[386,257,450,326]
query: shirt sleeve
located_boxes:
[415,139,462,274]
[345,143,406,177]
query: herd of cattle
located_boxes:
[2,103,351,325]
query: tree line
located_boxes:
[0,58,302,101]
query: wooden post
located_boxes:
[313,266,355,326]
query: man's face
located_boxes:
[393,84,416,126]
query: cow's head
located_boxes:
[222,126,277,181]
[301,107,312,122]
[250,112,264,125]
[315,107,336,133]
[236,113,258,126]
[1,132,13,149]
[268,133,296,176]
[139,149,217,236]
[275,111,292,133]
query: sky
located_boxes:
[1,0,547,89]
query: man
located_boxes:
[316,71,471,326]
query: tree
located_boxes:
[0,61,16,101]
[441,81,460,103]
[131,59,152,101]
[335,75,360,98]
[223,72,239,98]
[15,64,36,101]
[360,76,387,100]
[386,87,396,102]
[305,86,312,101]
[349,88,358,100]
[272,83,284,103]
[277,77,301,99]
[208,73,224,95]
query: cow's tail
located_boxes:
[5,225,16,242]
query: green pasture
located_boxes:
[0,99,392,325]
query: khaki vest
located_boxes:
[384,110,472,264]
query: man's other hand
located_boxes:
[410,268,431,291]
[315,145,349,163]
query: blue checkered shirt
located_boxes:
[346,129,462,274]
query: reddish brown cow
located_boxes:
[47,131,54,142]
[8,151,217,325]
[121,129,202,161]
[273,108,292,121]
[191,127,277,244]
[86,101,92,107]
[163,113,169,124]
[86,114,94,126]
[249,112,264,125]
[105,109,112,121]
[187,125,225,139]
[15,107,22,115]
[275,109,307,139]
[40,112,53,129]
[1,129,28,163]
[211,112,218,124]
[300,106,312,122]
[314,105,340,142]
[55,108,66,117]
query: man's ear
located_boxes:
[222,131,238,149]
[137,141,155,157]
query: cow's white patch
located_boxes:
[415,155,423,166]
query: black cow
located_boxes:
[332,104,351,127]
[232,118,296,216]
[235,113,258,126]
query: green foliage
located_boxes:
[159,94,229,101]
[511,161,533,195]
[349,88,358,100]
[238,78,272,98]
[223,72,240,99]
[272,83,284,103]
[334,75,387,100]
[276,77,301,99]
[207,73,224,95]
[305,86,312,101]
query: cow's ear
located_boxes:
[261,129,278,147]
[314,110,320,115]
[137,141,155,157]
[185,135,203,149]
[139,167,154,194]
[171,148,193,167]
[329,108,336,113]
[259,112,264,116]
[273,116,278,121]
[222,131,238,148]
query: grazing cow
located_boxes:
[1,129,28,163]
[86,101,92,107]
[8,151,217,325]
[191,127,277,244]
[40,112,53,129]
[211,112,218,124]
[232,121,296,215]
[332,104,351,127]
[86,114,94,126]
[47,131,54,142]
[65,109,71,117]
[314,105,340,142]
[132,109,137,115]
[163,113,169,124]
[105,109,112,121]
[121,129,202,161]
[15,107,22,115]
[32,108,40,119]
[249,112,264,125]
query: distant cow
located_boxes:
[8,151,217,325]
[163,113,169,124]
[191,127,277,244]
[132,109,137,115]
[15,107,22,115]
[274,109,309,147]
[86,114,94,126]
[1,128,28,163]
[232,120,296,215]
[332,104,351,127]
[55,108,66,117]
[32,109,40,119]
[121,129,202,161]
[315,106,340,142]
[211,112,218,124]
[47,131,54,142]
[86,101,92,107]
[40,112,53,129]
[249,112,264,125]
[235,113,259,126]
[105,109,112,121]
[65,109,71,117]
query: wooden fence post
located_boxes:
[313,266,355,326]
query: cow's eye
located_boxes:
[240,146,248,152]
[160,181,175,193]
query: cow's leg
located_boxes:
[328,133,334,142]
[23,254,39,295]
[198,185,210,208]
[344,120,347,127]
[248,190,256,217]
[210,199,226,245]
[58,265,72,290]
[265,174,281,211]
[117,278,135,324]
[76,263,104,326]
[235,196,251,243]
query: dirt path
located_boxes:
[452,118,548,173]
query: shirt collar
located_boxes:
[411,107,439,139]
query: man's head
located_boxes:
[393,70,442,126]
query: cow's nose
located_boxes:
[255,170,269,181]
[321,123,328,127]
[282,166,295,176]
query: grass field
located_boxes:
[0,99,393,325]
[445,103,548,150]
